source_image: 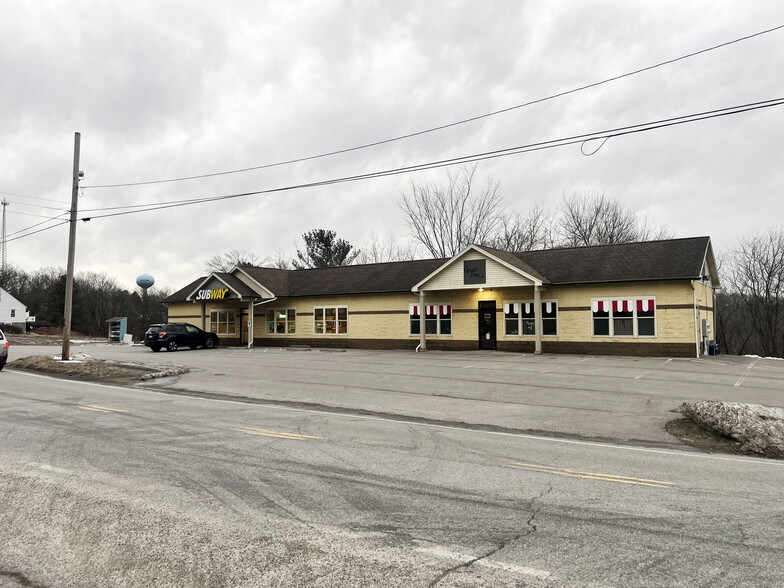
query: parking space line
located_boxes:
[540,357,590,373]
[734,358,760,387]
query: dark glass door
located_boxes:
[478,301,497,350]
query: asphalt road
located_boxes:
[1,347,783,587]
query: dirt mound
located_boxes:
[8,354,157,382]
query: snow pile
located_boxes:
[138,367,189,380]
[679,401,784,458]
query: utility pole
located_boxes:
[61,132,82,361]
[1,198,8,270]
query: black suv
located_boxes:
[144,323,219,352]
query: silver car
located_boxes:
[0,329,7,370]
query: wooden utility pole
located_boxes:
[61,132,81,361]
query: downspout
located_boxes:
[249,297,278,349]
[691,281,700,358]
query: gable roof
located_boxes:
[163,236,717,303]
[514,236,715,285]
[411,244,548,292]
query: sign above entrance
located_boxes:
[463,259,486,285]
[190,277,240,301]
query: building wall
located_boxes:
[164,279,713,357]
[167,299,247,346]
[0,287,29,328]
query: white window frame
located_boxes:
[503,300,558,336]
[591,297,657,338]
[409,303,452,336]
[266,308,296,335]
[314,305,348,335]
[210,309,237,335]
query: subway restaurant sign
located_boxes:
[191,279,240,301]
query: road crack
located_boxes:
[428,484,553,586]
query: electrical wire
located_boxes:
[81,24,784,190]
[5,219,69,243]
[75,97,784,221]
[0,191,71,205]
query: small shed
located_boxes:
[106,317,128,342]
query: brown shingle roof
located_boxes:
[514,236,712,284]
[163,237,713,302]
[287,258,446,296]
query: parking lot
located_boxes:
[10,342,784,447]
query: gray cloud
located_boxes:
[1,1,783,290]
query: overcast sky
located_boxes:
[2,1,783,292]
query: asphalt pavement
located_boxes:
[8,342,784,448]
[2,366,783,586]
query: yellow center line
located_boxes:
[234,427,320,440]
[79,405,127,413]
[510,462,675,488]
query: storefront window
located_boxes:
[592,298,656,337]
[410,304,451,335]
[266,308,296,334]
[210,309,236,335]
[504,301,557,336]
[314,306,348,335]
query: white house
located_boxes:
[0,287,30,329]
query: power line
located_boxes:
[0,190,71,205]
[74,97,784,221]
[5,211,71,239]
[8,210,71,220]
[5,220,69,244]
[82,24,784,190]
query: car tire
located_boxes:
[167,341,178,352]
[151,346,161,352]
[205,336,217,349]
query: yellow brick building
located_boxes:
[164,237,719,358]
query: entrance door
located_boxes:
[240,309,248,345]
[478,301,497,350]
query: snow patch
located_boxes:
[678,401,784,458]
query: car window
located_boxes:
[186,325,199,334]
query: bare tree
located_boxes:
[355,232,423,264]
[725,228,784,358]
[557,191,671,247]
[488,203,556,251]
[206,249,262,273]
[267,248,292,269]
[398,164,504,258]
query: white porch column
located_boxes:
[248,300,254,349]
[534,285,542,355]
[419,291,427,352]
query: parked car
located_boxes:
[0,329,8,370]
[144,323,219,352]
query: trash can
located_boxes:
[708,342,720,355]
